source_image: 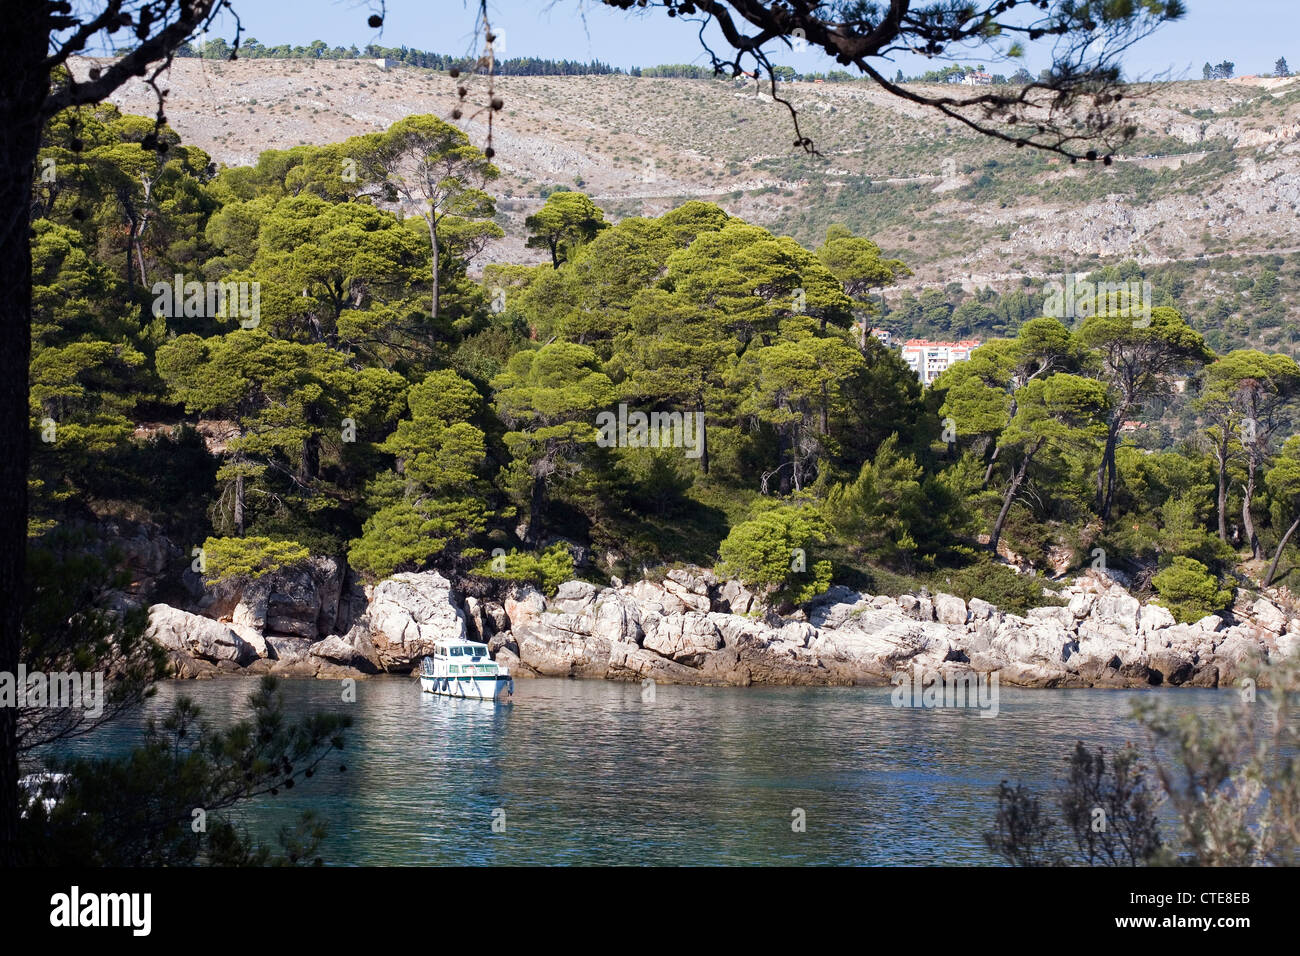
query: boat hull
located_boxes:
[420,674,513,701]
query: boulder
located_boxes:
[155,557,1285,692]
[1089,588,1141,635]
[199,556,347,639]
[483,601,510,633]
[309,625,381,673]
[1026,605,1075,629]
[1213,628,1268,685]
[1139,603,1177,635]
[265,636,315,663]
[658,577,712,615]
[1067,591,1096,620]
[366,571,466,670]
[230,623,269,659]
[1251,598,1287,634]
[463,596,490,642]
[641,612,723,664]
[933,593,968,627]
[720,578,759,615]
[504,586,547,631]
[590,590,643,644]
[147,604,259,666]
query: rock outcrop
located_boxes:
[196,556,356,640]
[364,571,467,670]
[147,604,260,670]
[148,563,1297,687]
[498,569,1294,688]
[148,569,466,678]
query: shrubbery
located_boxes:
[716,504,833,608]
[472,544,575,597]
[937,559,1057,615]
[1151,556,1234,623]
[202,536,310,585]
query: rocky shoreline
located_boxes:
[142,554,1297,688]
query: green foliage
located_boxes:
[202,536,310,585]
[716,504,833,607]
[937,559,1055,615]
[23,678,350,865]
[31,100,1300,708]
[985,742,1163,866]
[472,544,575,597]
[492,342,616,544]
[993,660,1300,866]
[525,190,609,267]
[349,370,490,579]
[825,433,929,568]
[1151,557,1234,623]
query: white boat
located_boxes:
[419,639,514,701]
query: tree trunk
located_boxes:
[983,443,1001,487]
[1243,465,1262,561]
[124,211,140,291]
[697,393,709,475]
[526,473,547,547]
[1216,431,1229,542]
[1265,515,1300,586]
[233,469,245,536]
[990,441,1042,554]
[135,236,148,288]
[1097,416,1122,521]
[983,395,1018,487]
[299,432,320,486]
[426,215,440,320]
[0,1,47,865]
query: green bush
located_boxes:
[716,504,832,608]
[202,536,310,585]
[937,560,1056,615]
[472,543,574,597]
[1151,556,1234,623]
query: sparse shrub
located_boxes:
[940,559,1056,615]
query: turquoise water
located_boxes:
[39,677,1244,865]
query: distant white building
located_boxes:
[901,339,981,385]
[962,71,993,86]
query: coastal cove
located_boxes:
[35,677,1244,866]
[138,547,1296,689]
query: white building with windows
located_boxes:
[901,339,981,385]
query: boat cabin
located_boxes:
[420,640,497,678]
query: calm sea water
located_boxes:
[39,677,1244,865]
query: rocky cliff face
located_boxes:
[147,569,466,678]
[491,568,1293,688]
[146,562,1297,688]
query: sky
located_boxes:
[183,0,1291,80]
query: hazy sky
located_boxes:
[184,0,1291,79]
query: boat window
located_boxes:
[450,647,462,656]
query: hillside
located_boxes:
[80,56,1300,294]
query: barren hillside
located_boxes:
[77,56,1300,287]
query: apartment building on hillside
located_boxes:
[900,339,981,385]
